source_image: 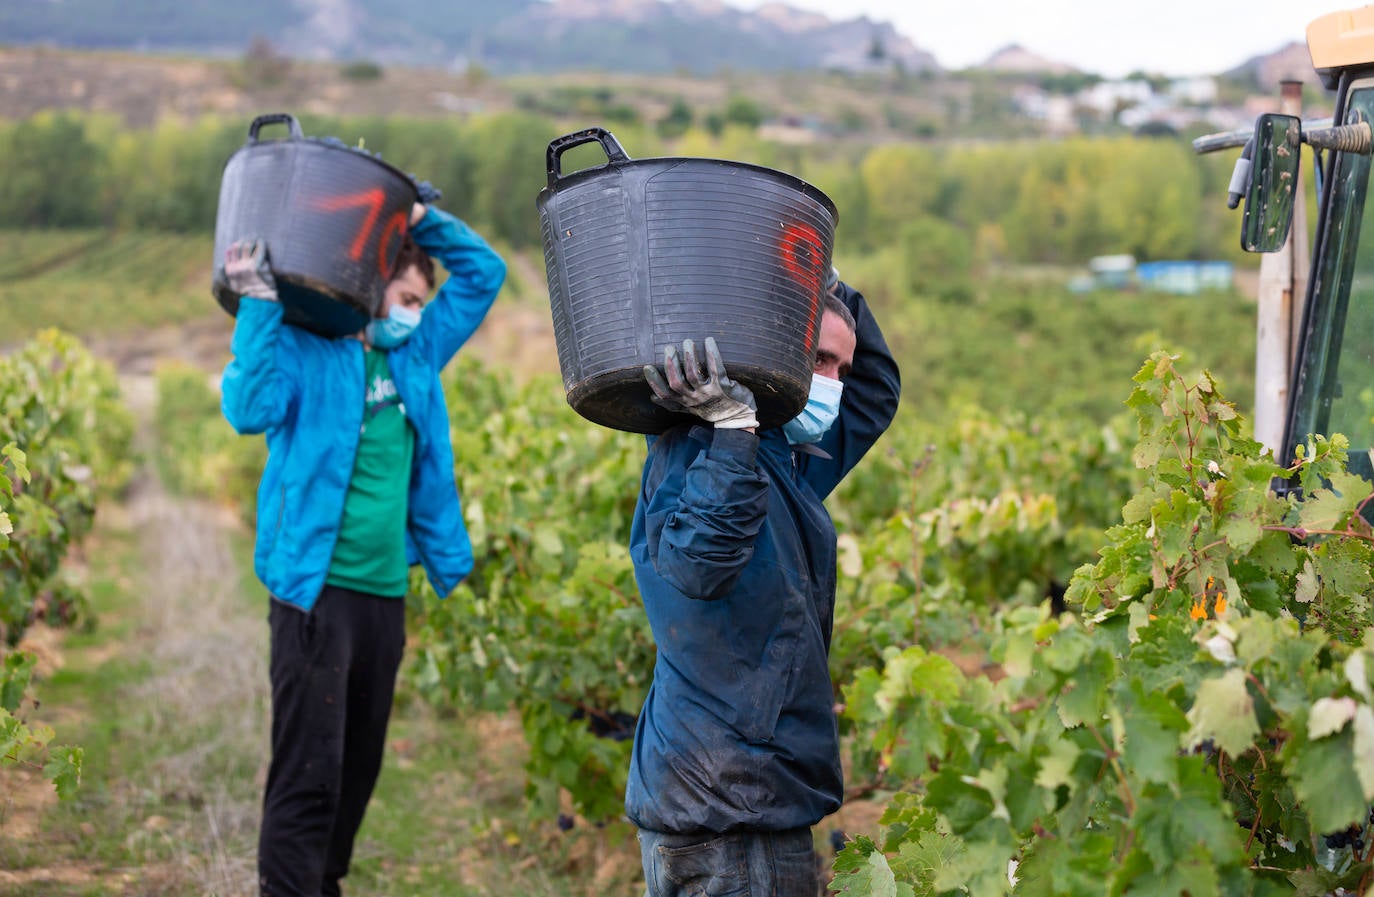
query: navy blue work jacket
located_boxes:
[625,284,901,835]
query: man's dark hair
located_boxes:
[392,234,435,290]
[822,290,856,332]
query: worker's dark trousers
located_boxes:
[258,586,406,897]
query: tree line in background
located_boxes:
[0,109,1262,270]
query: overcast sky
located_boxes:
[719,0,1340,77]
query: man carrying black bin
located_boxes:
[219,191,506,897]
[627,266,901,895]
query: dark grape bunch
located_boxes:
[1323,823,1365,854]
[568,706,638,742]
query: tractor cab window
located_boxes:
[1289,83,1374,483]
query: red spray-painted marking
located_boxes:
[778,222,823,352]
[377,211,408,276]
[315,189,407,276]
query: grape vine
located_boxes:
[1,330,133,797]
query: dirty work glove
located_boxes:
[644,337,758,430]
[224,238,278,302]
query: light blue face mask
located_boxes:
[365,305,422,349]
[783,373,844,445]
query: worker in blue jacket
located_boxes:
[627,269,900,896]
[220,199,505,897]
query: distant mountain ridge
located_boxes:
[1,0,939,74]
[1223,41,1324,90]
[0,0,1315,83]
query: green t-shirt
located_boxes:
[327,348,416,597]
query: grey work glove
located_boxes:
[644,337,758,430]
[224,238,278,302]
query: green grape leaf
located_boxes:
[1132,758,1246,874]
[1353,704,1374,801]
[931,824,1018,897]
[0,708,26,760]
[2,443,29,484]
[833,834,880,875]
[1016,833,1117,897]
[1123,681,1188,785]
[1287,731,1368,834]
[1312,541,1374,599]
[1,652,35,714]
[1185,668,1259,757]
[1117,847,1223,897]
[1308,697,1357,739]
[43,745,82,800]
[1034,736,1081,792]
[1347,651,1372,702]
[1287,866,1362,897]
[890,828,966,896]
[1154,491,1201,567]
[832,847,909,897]
[1299,470,1374,533]
[1215,463,1282,553]
[925,770,996,834]
[1057,648,1114,728]
[1295,560,1320,604]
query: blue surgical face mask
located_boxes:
[365,305,422,349]
[783,373,844,445]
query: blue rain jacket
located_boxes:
[220,207,506,611]
[625,283,901,834]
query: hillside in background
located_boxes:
[1,0,938,75]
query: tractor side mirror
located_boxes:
[1241,113,1302,253]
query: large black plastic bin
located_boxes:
[537,128,837,434]
[212,113,418,338]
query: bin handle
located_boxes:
[248,113,304,143]
[546,128,631,187]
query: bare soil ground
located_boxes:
[0,367,266,894]
[0,316,566,895]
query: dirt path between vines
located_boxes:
[0,310,883,894]
[0,304,562,895]
[0,371,267,895]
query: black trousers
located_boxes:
[258,585,406,897]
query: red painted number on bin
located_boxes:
[376,211,408,276]
[315,189,407,276]
[778,222,823,351]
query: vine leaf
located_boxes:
[1185,668,1258,757]
[1295,560,1320,604]
[1298,470,1373,533]
[1289,734,1368,834]
[1308,696,1358,739]
[42,746,82,800]
[1352,705,1374,801]
[1124,683,1188,786]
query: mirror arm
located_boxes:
[1304,120,1373,154]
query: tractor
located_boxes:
[1197,6,1374,490]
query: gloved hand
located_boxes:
[644,337,758,430]
[224,238,278,302]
